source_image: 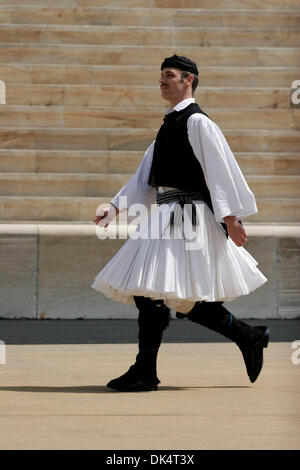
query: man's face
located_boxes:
[159,67,188,102]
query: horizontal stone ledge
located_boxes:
[1,222,300,238]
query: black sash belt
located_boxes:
[156,189,205,227]
[156,189,238,239]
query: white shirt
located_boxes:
[110,97,257,224]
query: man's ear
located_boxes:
[185,73,194,88]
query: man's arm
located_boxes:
[187,113,256,246]
[93,141,156,227]
[187,113,258,224]
[110,141,156,212]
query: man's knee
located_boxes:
[134,295,153,312]
[189,300,223,312]
[186,300,228,326]
[201,300,224,306]
[134,296,170,331]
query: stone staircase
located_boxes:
[0,0,299,222]
[0,0,299,319]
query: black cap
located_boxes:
[161,54,199,76]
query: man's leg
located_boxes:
[184,301,269,383]
[106,296,171,392]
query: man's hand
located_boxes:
[224,215,248,247]
[93,204,119,228]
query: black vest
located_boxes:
[148,102,233,238]
[148,103,211,192]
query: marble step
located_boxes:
[1,44,299,67]
[0,195,298,223]
[0,173,129,196]
[0,128,299,152]
[0,0,78,5]
[0,64,299,87]
[0,150,299,175]
[0,24,299,47]
[1,7,300,29]
[1,0,299,10]
[0,106,299,131]
[0,173,299,198]
[77,0,300,8]
[4,85,294,109]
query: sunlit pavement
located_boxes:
[0,341,299,450]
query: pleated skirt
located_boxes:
[91,199,268,313]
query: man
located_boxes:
[92,55,269,392]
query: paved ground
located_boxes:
[0,334,299,449]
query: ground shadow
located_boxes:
[0,385,250,393]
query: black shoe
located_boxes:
[186,303,270,384]
[106,364,160,392]
[237,326,270,383]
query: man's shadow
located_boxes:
[0,385,250,394]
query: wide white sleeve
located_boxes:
[187,113,258,224]
[110,140,157,213]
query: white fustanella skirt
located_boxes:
[91,198,267,313]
